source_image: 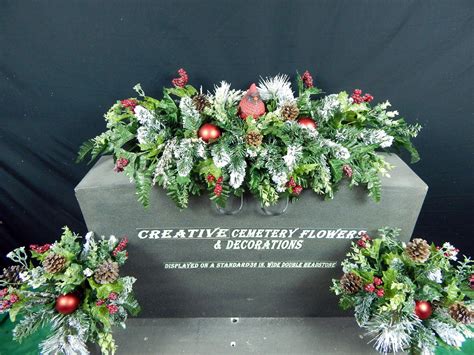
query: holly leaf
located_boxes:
[8,299,25,322]
[356,270,374,284]
[416,284,442,302]
[197,158,221,179]
[368,238,382,260]
[382,269,398,298]
[445,280,461,303]
[88,278,124,299]
[92,304,111,329]
[329,159,344,183]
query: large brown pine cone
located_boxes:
[43,253,67,274]
[94,261,120,285]
[1,265,26,284]
[405,238,431,263]
[281,102,299,121]
[340,272,362,294]
[449,303,473,324]
[192,94,210,113]
[245,131,263,147]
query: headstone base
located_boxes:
[95,317,380,354]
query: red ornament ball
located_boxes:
[415,300,432,320]
[55,293,81,314]
[297,117,317,130]
[198,123,221,142]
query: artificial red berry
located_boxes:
[376,288,385,297]
[114,157,129,173]
[373,277,383,286]
[287,177,297,188]
[301,70,314,88]
[365,284,375,293]
[293,185,303,195]
[121,99,138,110]
[342,165,353,178]
[9,294,19,303]
[207,174,215,183]
[107,304,119,314]
[172,68,189,88]
[214,185,222,196]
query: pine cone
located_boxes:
[405,238,431,263]
[340,272,362,294]
[245,131,263,147]
[192,94,210,113]
[281,102,299,121]
[1,265,26,284]
[449,303,473,324]
[43,253,67,274]
[94,261,120,285]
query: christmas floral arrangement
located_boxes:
[331,227,473,354]
[77,69,421,209]
[0,227,140,355]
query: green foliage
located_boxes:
[77,72,422,209]
[331,227,473,354]
[1,228,140,355]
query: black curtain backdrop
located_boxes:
[1,0,473,265]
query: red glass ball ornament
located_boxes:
[415,300,432,320]
[297,117,317,130]
[55,293,81,314]
[198,123,221,143]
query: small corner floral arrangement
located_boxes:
[331,227,473,354]
[77,69,421,209]
[0,227,140,355]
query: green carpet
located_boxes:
[0,315,472,354]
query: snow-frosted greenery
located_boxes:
[78,71,421,209]
[331,228,473,354]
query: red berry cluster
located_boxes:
[286,177,303,196]
[301,70,314,88]
[364,277,385,297]
[114,157,129,173]
[470,274,474,290]
[351,89,373,104]
[30,243,51,253]
[0,289,19,311]
[207,174,224,196]
[96,299,105,306]
[172,68,188,88]
[342,164,353,178]
[207,174,215,183]
[96,292,120,314]
[107,304,119,314]
[214,177,224,196]
[120,99,138,111]
[357,233,372,248]
[113,237,128,257]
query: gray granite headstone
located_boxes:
[75,153,427,317]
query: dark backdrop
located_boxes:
[1,0,473,265]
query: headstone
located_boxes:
[75,153,427,317]
[97,317,379,355]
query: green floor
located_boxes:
[0,315,472,354]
